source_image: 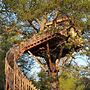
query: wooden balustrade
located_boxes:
[5,16,71,90]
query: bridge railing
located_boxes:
[14,62,37,90]
[5,16,72,90]
[5,46,38,90]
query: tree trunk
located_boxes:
[46,43,60,90]
[50,71,60,90]
[40,16,47,32]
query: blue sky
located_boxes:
[74,54,89,66]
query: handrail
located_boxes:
[5,16,71,90]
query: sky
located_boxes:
[74,54,89,66]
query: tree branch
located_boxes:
[58,48,63,60]
[46,43,54,72]
[27,51,48,71]
[35,18,41,25]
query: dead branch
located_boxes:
[28,51,48,71]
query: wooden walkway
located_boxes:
[5,15,75,90]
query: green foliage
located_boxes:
[35,71,51,90]
[33,70,90,90]
[3,0,90,29]
[61,0,90,28]
[4,0,58,21]
[59,72,85,90]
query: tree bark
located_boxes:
[40,15,47,32]
[46,43,60,90]
[49,68,60,90]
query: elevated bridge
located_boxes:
[5,15,78,90]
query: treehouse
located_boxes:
[5,14,82,90]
